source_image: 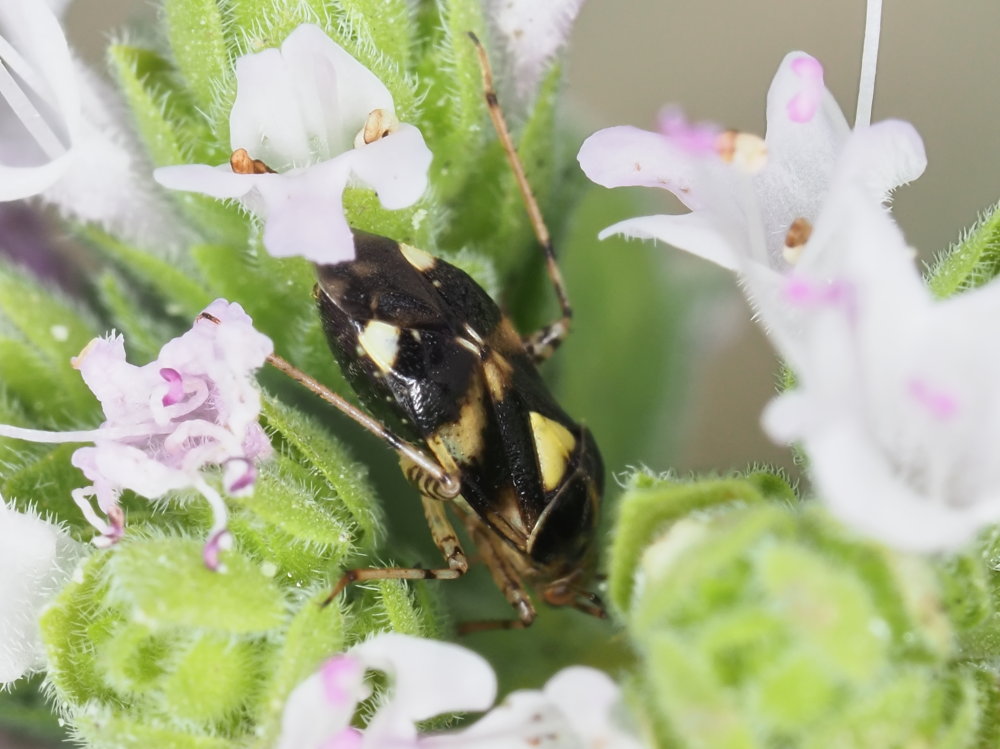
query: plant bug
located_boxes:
[227,34,605,629]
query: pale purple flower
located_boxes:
[0,300,273,568]
[485,0,586,110]
[154,23,432,265]
[0,499,82,685]
[277,633,644,748]
[0,0,179,246]
[577,51,925,277]
[759,192,1000,552]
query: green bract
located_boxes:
[610,471,1000,748]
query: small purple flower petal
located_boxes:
[787,55,825,123]
[202,528,232,572]
[159,367,184,406]
[0,300,273,561]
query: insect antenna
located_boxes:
[468,31,572,361]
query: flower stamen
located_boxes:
[229,147,275,174]
[354,108,399,147]
[717,130,767,173]
[783,217,814,264]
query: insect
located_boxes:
[237,35,605,629]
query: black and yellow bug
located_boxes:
[242,35,605,628]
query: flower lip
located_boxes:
[154,23,433,266]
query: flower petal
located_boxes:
[829,118,927,204]
[485,0,585,106]
[0,0,77,198]
[804,422,1000,552]
[229,23,394,169]
[349,124,432,210]
[578,125,714,210]
[0,501,81,684]
[153,164,257,200]
[276,654,367,749]
[599,211,740,270]
[355,633,497,742]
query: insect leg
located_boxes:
[323,495,469,605]
[455,515,537,632]
[199,311,462,498]
[468,32,571,364]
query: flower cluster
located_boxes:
[0,300,273,565]
[577,5,1000,552]
[277,633,644,749]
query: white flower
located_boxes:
[154,23,432,265]
[0,500,82,685]
[485,0,586,109]
[0,0,179,246]
[423,666,645,749]
[277,633,645,748]
[760,192,1000,552]
[277,633,496,749]
[0,300,273,568]
[576,51,925,277]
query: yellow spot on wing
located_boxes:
[358,320,400,372]
[529,412,576,492]
[399,243,437,271]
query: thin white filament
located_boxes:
[854,0,882,128]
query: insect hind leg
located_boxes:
[323,495,468,605]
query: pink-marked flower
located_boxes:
[485,0,586,110]
[0,0,178,246]
[760,195,1000,552]
[0,499,82,685]
[577,51,925,277]
[277,633,496,749]
[277,633,645,748]
[154,23,432,265]
[0,300,273,568]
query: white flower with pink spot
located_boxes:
[154,23,432,265]
[761,192,1000,552]
[277,633,645,748]
[577,49,925,279]
[0,299,273,568]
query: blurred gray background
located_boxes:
[59,0,999,480]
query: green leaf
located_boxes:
[260,397,384,552]
[556,186,707,479]
[606,471,769,616]
[251,588,347,747]
[333,0,416,70]
[163,0,232,130]
[40,552,119,707]
[927,200,1000,298]
[107,44,225,168]
[104,536,287,633]
[83,227,214,317]
[157,633,263,724]
[72,708,235,749]
[416,0,489,204]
